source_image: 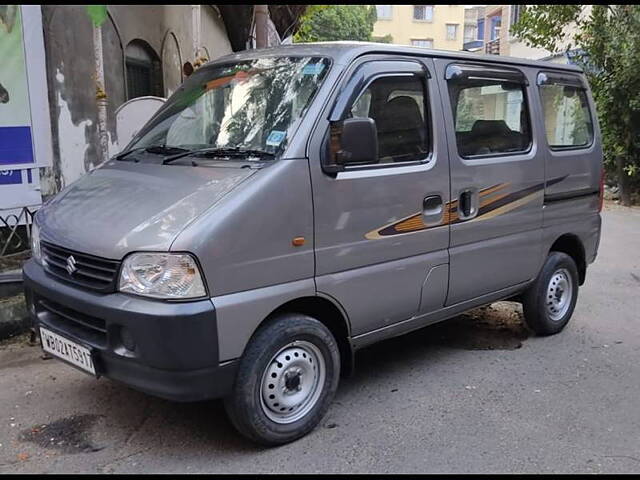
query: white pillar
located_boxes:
[192,4,201,60]
[254,5,269,49]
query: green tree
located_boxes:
[512,5,640,205]
[294,5,378,43]
[372,34,393,44]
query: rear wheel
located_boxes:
[522,251,579,335]
[224,313,340,446]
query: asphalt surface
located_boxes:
[1,204,639,474]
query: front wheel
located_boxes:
[223,313,340,446]
[522,251,579,335]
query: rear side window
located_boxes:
[448,78,531,157]
[348,75,429,164]
[540,83,593,148]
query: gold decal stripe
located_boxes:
[479,183,510,198]
[364,183,519,240]
[479,191,510,209]
[468,191,542,223]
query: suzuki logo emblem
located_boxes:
[66,255,78,275]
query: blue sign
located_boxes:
[0,126,34,166]
[0,169,23,185]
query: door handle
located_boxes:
[458,189,478,220]
[422,195,443,224]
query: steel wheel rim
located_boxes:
[546,268,573,321]
[259,340,326,424]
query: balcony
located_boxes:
[485,38,500,55]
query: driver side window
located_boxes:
[347,75,429,165]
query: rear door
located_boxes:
[536,70,602,201]
[434,60,545,305]
[308,55,450,336]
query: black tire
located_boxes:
[522,251,579,336]
[223,313,340,446]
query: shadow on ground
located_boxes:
[15,301,532,458]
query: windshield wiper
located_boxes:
[116,145,190,161]
[162,147,275,165]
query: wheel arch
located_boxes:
[549,234,587,285]
[260,295,354,378]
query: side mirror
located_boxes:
[324,117,378,173]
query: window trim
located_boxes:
[411,38,434,49]
[343,72,433,171]
[325,60,434,172]
[445,23,459,41]
[537,71,595,152]
[376,5,393,20]
[446,63,534,161]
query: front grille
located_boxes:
[37,297,107,347]
[41,241,120,293]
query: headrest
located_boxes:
[470,119,512,136]
[377,96,423,133]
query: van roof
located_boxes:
[210,41,584,74]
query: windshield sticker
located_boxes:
[266,130,286,147]
[303,63,325,76]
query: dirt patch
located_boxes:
[359,301,532,363]
[430,302,531,351]
[0,331,34,348]
[19,414,104,454]
[0,250,30,273]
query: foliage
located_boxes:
[85,5,108,27]
[512,5,640,205]
[294,5,378,43]
[372,34,393,44]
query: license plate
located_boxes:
[40,327,96,375]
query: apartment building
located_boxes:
[462,5,484,52]
[372,5,466,51]
[480,4,550,58]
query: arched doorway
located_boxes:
[125,39,163,100]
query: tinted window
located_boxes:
[349,75,429,165]
[448,78,531,157]
[540,84,593,148]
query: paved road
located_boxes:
[1,205,639,474]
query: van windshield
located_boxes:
[127,56,331,158]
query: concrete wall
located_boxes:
[372,5,465,51]
[39,5,232,198]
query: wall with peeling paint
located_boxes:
[39,5,232,199]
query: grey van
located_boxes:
[23,42,603,445]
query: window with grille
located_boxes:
[510,5,525,27]
[411,39,434,48]
[125,40,164,100]
[413,5,434,21]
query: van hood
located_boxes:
[36,161,256,259]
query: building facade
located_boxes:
[477,5,589,62]
[40,5,233,198]
[0,5,304,266]
[462,6,485,52]
[372,5,466,51]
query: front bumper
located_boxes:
[23,259,237,402]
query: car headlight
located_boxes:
[30,221,42,264]
[119,253,206,300]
